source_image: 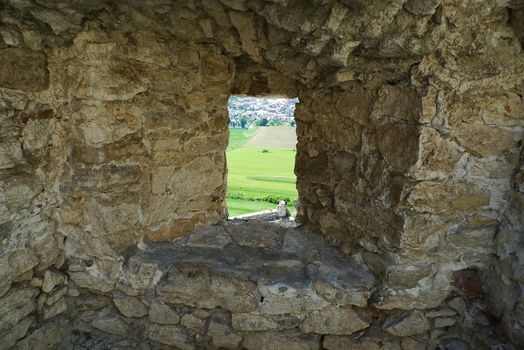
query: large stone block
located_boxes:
[157,264,260,312]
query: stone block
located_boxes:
[148,323,194,350]
[45,286,68,306]
[242,330,321,350]
[0,287,38,334]
[224,221,282,248]
[42,270,66,293]
[42,298,67,320]
[383,310,430,337]
[0,317,33,350]
[0,48,48,91]
[300,306,371,335]
[113,293,149,318]
[187,225,232,249]
[324,334,401,350]
[207,321,242,349]
[376,123,420,174]
[156,264,259,312]
[232,313,300,331]
[258,280,328,315]
[311,261,375,308]
[405,181,490,214]
[0,140,24,169]
[149,303,180,325]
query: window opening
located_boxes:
[226,96,299,220]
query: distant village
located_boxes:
[228,96,298,128]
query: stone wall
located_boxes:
[0,0,523,348]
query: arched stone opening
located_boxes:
[0,0,522,349]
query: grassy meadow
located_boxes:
[226,127,298,216]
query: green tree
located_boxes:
[257,117,269,126]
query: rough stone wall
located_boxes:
[0,1,235,346]
[0,0,522,348]
[296,0,524,316]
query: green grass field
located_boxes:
[227,127,259,150]
[226,127,298,217]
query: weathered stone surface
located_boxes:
[0,287,37,334]
[0,0,522,348]
[383,310,430,337]
[148,324,194,350]
[258,280,329,315]
[149,303,180,325]
[180,313,206,333]
[45,286,68,306]
[13,316,70,350]
[0,48,48,91]
[243,330,321,350]
[232,312,300,331]
[91,310,129,337]
[323,334,401,350]
[312,262,375,308]
[113,293,149,318]
[42,297,67,320]
[207,321,242,349]
[300,306,371,335]
[187,225,232,249]
[0,317,33,349]
[42,270,66,293]
[224,221,282,248]
[157,264,259,312]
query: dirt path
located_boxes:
[245,126,297,148]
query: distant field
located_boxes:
[245,126,297,148]
[228,127,259,150]
[227,145,297,217]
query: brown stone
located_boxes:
[0,48,48,91]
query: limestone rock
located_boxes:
[149,303,180,325]
[92,312,129,337]
[0,317,33,350]
[232,313,300,331]
[0,287,38,334]
[0,48,48,91]
[311,261,375,308]
[258,280,329,315]
[323,334,401,350]
[300,306,371,335]
[45,286,68,306]
[403,0,440,16]
[13,316,70,350]
[383,310,430,337]
[42,270,66,293]
[207,321,242,349]
[242,330,321,350]
[148,323,194,350]
[224,221,282,248]
[42,298,67,320]
[180,314,206,333]
[157,264,259,312]
[187,225,232,249]
[113,293,149,318]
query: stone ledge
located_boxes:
[125,222,376,312]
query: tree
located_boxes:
[257,117,269,126]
